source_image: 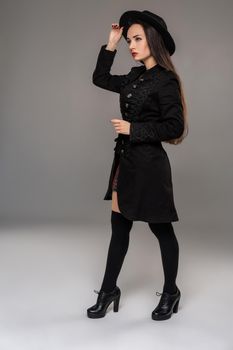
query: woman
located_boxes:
[87,10,188,321]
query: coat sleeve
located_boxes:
[129,73,184,143]
[92,44,134,93]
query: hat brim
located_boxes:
[119,10,175,56]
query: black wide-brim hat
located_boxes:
[119,10,176,56]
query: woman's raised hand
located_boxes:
[106,24,124,50]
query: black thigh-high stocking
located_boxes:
[100,210,133,293]
[148,222,179,294]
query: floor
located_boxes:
[0,222,232,350]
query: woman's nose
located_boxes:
[129,43,135,50]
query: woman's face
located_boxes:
[126,23,151,62]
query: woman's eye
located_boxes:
[127,38,141,44]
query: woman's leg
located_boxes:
[100,192,133,292]
[148,222,179,294]
[111,190,120,213]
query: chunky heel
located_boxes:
[152,287,181,321]
[173,297,180,313]
[87,286,121,318]
[113,294,121,312]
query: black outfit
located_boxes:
[100,211,179,295]
[93,44,184,223]
[100,211,133,292]
[92,45,181,303]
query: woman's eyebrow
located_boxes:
[126,34,141,40]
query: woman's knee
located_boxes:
[148,222,175,239]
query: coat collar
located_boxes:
[132,64,164,80]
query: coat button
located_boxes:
[139,77,144,82]
[127,93,132,98]
[121,149,124,153]
[125,112,128,116]
[132,84,137,88]
[125,103,129,108]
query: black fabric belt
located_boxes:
[113,134,130,155]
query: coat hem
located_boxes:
[103,190,179,223]
[118,206,179,223]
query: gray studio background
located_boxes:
[0,1,233,350]
[0,0,232,231]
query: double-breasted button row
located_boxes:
[126,76,144,98]
[123,75,145,117]
[132,75,144,89]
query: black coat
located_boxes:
[92,44,184,223]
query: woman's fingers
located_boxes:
[111,119,120,124]
[110,119,130,135]
[109,24,124,45]
[111,23,123,30]
[111,119,120,132]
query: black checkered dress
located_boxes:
[112,164,120,191]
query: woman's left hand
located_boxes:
[110,119,131,135]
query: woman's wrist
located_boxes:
[106,42,117,51]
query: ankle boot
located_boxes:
[151,286,181,321]
[87,286,121,318]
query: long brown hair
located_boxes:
[129,20,188,145]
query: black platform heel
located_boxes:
[87,286,121,318]
[173,297,180,313]
[151,286,181,321]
